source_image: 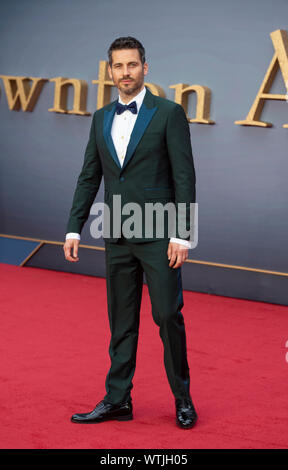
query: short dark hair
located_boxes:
[108,36,146,66]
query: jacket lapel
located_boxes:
[122,89,157,171]
[103,101,122,169]
[102,88,158,171]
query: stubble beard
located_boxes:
[118,76,144,97]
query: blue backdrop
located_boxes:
[1,0,288,304]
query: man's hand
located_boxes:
[63,238,80,262]
[167,242,188,268]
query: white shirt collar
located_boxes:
[118,86,146,111]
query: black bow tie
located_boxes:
[116,101,137,115]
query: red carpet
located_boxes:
[1,262,288,449]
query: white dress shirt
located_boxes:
[111,86,146,167]
[66,86,191,248]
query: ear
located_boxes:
[108,64,113,80]
[143,62,148,77]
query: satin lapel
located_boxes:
[121,102,158,171]
[103,103,121,169]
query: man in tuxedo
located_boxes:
[63,37,197,429]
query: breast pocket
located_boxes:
[140,131,164,150]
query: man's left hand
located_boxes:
[167,242,188,268]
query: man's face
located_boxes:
[108,48,148,97]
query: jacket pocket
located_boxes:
[144,187,174,200]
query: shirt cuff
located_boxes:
[66,232,81,241]
[169,237,191,249]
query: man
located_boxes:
[63,37,197,429]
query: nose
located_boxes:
[123,65,130,76]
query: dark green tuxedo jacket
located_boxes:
[66,87,196,243]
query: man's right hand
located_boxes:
[63,239,80,262]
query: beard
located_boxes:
[118,76,144,96]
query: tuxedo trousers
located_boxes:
[103,236,191,404]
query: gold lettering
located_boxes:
[92,61,114,109]
[144,83,166,97]
[48,77,90,115]
[170,83,214,124]
[235,29,288,128]
[0,75,48,111]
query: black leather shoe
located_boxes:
[71,399,133,423]
[175,397,198,429]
